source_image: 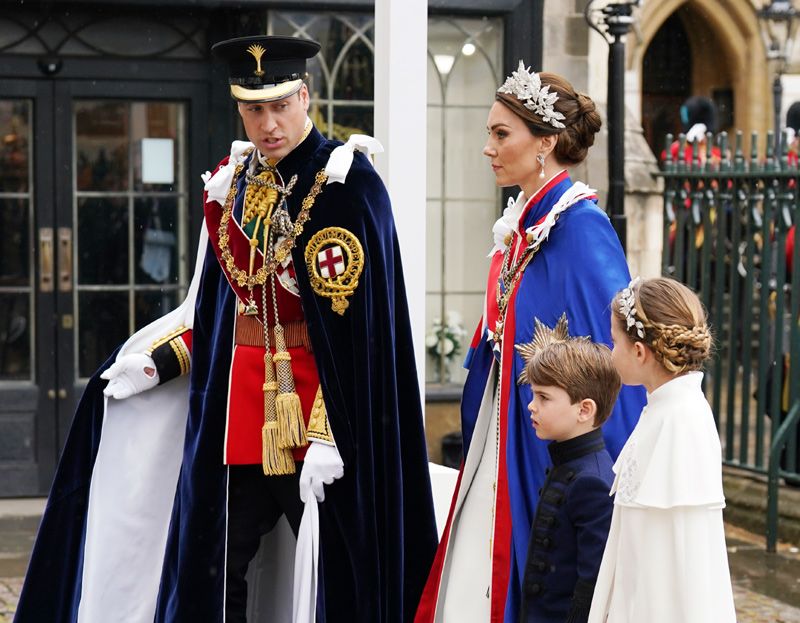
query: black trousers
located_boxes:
[225,464,304,623]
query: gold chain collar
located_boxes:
[217,163,329,288]
[491,211,564,344]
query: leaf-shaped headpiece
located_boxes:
[515,313,571,385]
[619,277,645,339]
[497,61,566,129]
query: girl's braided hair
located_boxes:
[612,277,712,374]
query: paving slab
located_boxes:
[0,501,799,622]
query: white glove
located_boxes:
[299,441,344,503]
[685,122,708,144]
[100,353,159,400]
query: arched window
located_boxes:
[426,17,502,385]
[269,13,375,139]
[269,11,503,386]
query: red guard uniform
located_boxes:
[224,265,321,463]
[148,163,334,466]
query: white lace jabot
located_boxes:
[487,177,597,257]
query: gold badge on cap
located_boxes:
[305,227,364,315]
[246,43,266,77]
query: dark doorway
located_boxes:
[641,12,693,157]
[0,78,208,496]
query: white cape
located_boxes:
[588,372,736,623]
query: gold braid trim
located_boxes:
[146,325,189,355]
[169,339,191,376]
[262,350,295,475]
[491,211,565,344]
[217,168,329,288]
[307,385,334,444]
[492,245,542,343]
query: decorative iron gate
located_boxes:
[659,131,800,550]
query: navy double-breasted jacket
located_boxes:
[520,427,615,623]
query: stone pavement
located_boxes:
[0,578,22,623]
[734,585,800,623]
[0,501,799,622]
[726,523,800,622]
[0,499,43,623]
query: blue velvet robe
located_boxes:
[416,172,645,623]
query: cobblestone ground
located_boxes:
[1,576,800,622]
[0,577,22,623]
[726,523,800,622]
[734,584,800,622]
[1,528,799,622]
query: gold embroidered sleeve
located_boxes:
[307,385,335,445]
[145,326,192,385]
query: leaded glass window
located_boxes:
[268,13,375,139]
[426,18,503,385]
[267,11,503,387]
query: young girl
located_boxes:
[588,277,736,622]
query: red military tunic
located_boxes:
[152,159,329,465]
[224,264,320,464]
[204,156,330,464]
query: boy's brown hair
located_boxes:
[524,339,621,427]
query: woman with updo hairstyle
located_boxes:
[416,63,645,623]
[494,72,602,166]
[589,277,736,622]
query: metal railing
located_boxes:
[659,131,800,548]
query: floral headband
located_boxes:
[619,277,645,339]
[497,61,566,129]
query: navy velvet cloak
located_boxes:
[15,127,437,623]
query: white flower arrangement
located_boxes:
[426,311,468,363]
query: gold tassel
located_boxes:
[273,323,308,449]
[262,351,295,475]
[276,392,306,447]
[262,421,295,476]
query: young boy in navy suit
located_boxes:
[516,315,621,623]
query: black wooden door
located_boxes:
[0,78,207,496]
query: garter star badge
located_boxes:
[305,227,364,315]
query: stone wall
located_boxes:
[424,1,665,463]
[543,0,663,277]
[624,108,663,278]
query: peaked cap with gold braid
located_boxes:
[211,35,320,103]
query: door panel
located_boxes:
[0,100,34,382]
[0,78,206,496]
[0,83,56,495]
[72,98,189,380]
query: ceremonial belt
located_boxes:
[234,315,313,352]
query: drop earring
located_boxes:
[537,153,546,179]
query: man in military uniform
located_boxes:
[17,35,437,623]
